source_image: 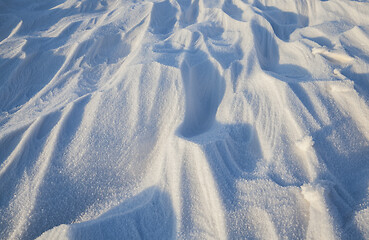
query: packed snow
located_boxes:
[1,0,369,239]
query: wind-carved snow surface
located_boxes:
[1,0,369,239]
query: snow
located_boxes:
[1,0,369,239]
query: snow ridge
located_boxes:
[1,0,369,239]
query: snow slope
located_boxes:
[1,0,369,239]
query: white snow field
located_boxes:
[1,0,369,239]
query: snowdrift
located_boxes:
[1,0,369,239]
